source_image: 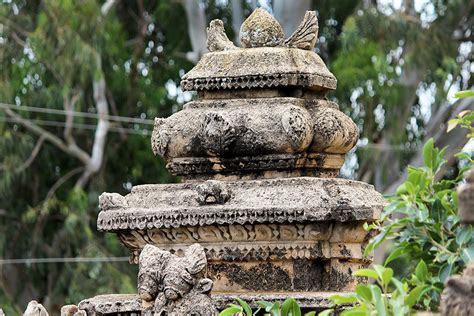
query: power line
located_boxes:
[0,257,129,265]
[0,103,155,125]
[0,117,152,136]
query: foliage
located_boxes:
[364,137,473,310]
[220,298,315,316]
[320,264,426,316]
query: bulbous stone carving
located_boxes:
[207,19,237,52]
[151,118,170,158]
[196,180,231,205]
[23,301,49,316]
[281,107,313,148]
[308,106,359,154]
[138,244,218,316]
[240,8,284,48]
[285,11,319,50]
[441,264,474,316]
[200,112,239,156]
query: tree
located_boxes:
[0,0,472,313]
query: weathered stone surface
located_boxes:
[240,8,284,48]
[285,11,319,50]
[441,263,474,316]
[98,177,384,231]
[90,7,382,312]
[181,47,336,92]
[23,301,49,316]
[151,98,358,175]
[207,19,237,52]
[78,294,141,315]
[60,305,86,316]
[458,168,474,224]
[138,244,218,315]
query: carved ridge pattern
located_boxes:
[118,228,371,263]
[98,206,378,232]
[180,73,337,92]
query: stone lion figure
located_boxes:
[138,243,218,316]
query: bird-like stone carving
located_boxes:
[207,19,237,52]
[285,11,319,50]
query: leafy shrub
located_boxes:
[220,297,316,316]
[363,135,473,310]
[320,264,426,316]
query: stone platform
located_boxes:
[98,177,384,297]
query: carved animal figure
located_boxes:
[441,263,474,316]
[138,243,218,316]
[23,301,49,316]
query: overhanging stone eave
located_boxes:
[97,204,383,232]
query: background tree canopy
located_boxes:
[0,0,472,313]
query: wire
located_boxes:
[0,117,152,136]
[0,257,130,265]
[0,103,155,125]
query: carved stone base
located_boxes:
[76,292,351,314]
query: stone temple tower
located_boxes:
[87,8,384,314]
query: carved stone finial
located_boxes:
[441,264,474,316]
[207,19,237,52]
[138,244,218,315]
[240,8,284,48]
[23,301,49,316]
[285,11,319,50]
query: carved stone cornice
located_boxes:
[98,177,384,232]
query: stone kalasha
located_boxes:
[83,8,383,314]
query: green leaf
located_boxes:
[329,295,358,304]
[282,298,301,316]
[405,285,426,307]
[352,269,379,279]
[447,119,458,132]
[370,285,387,316]
[316,310,332,316]
[462,247,474,263]
[340,309,368,316]
[439,263,453,283]
[355,284,372,302]
[415,260,428,283]
[382,267,393,287]
[454,90,474,98]
[423,138,435,170]
[384,247,404,265]
[235,298,252,316]
[256,301,273,311]
[220,306,242,316]
[456,225,472,245]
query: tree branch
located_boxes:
[179,0,208,63]
[3,108,91,165]
[75,53,110,188]
[14,135,45,173]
